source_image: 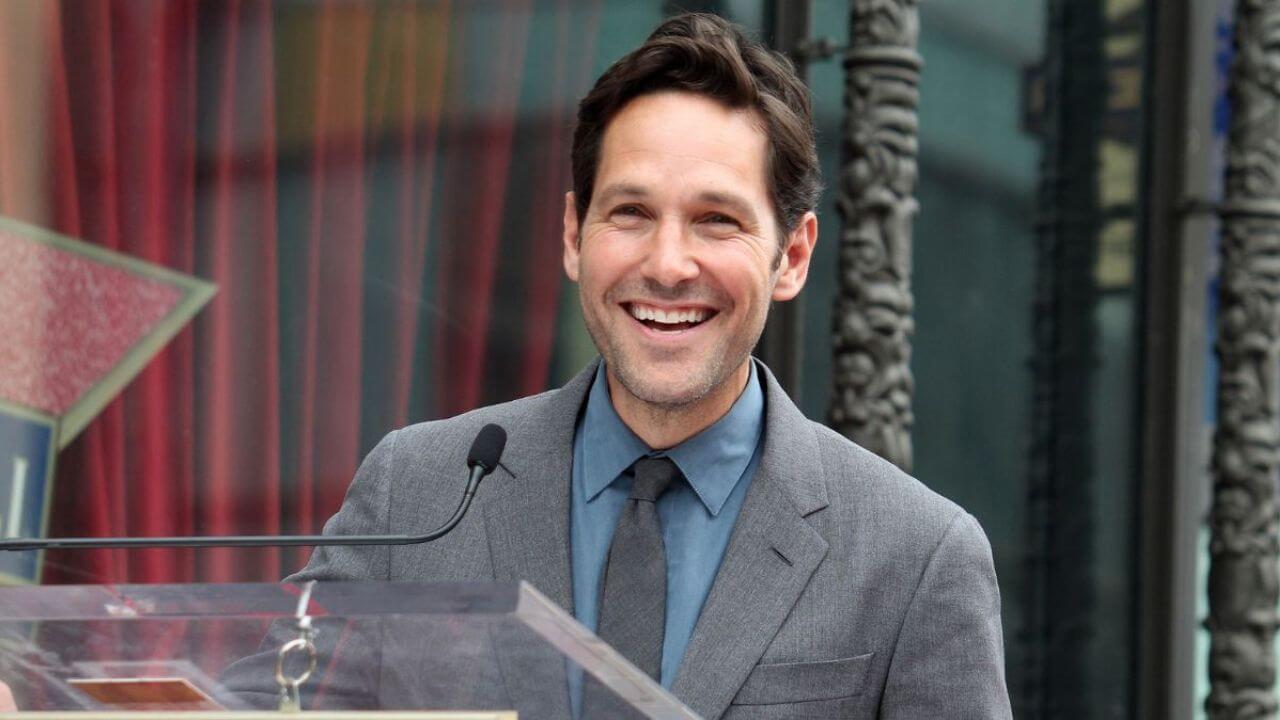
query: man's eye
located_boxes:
[702,213,739,227]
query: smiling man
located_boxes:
[564,88,812,449]
[292,12,1012,720]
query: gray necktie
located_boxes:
[597,456,681,680]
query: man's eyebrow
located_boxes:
[593,185,760,225]
[697,191,759,224]
[594,183,650,206]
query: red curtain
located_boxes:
[0,0,599,585]
[517,0,601,396]
[41,0,207,584]
[430,1,530,417]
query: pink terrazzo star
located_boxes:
[0,229,183,415]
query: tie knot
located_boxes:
[630,456,680,502]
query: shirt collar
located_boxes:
[580,360,765,517]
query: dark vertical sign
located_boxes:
[0,408,54,583]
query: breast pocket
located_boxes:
[731,653,874,706]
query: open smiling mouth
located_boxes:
[624,302,717,333]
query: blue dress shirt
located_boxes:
[570,361,765,690]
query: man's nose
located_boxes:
[641,219,699,287]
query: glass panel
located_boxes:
[0,581,694,718]
[911,2,1048,710]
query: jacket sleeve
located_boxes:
[879,512,1012,719]
[285,429,400,584]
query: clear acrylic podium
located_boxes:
[0,581,700,719]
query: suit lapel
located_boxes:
[671,364,830,720]
[482,361,598,614]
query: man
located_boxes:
[289,12,1010,719]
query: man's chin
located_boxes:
[612,363,721,410]
[627,384,707,410]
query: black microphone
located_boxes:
[0,424,508,552]
[466,423,506,476]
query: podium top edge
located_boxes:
[0,581,533,621]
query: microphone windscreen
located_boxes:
[467,423,508,471]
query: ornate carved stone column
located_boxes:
[828,0,920,471]
[1207,2,1280,717]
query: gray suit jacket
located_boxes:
[290,360,1012,719]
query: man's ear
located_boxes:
[562,191,581,282]
[772,211,818,301]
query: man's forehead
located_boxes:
[601,91,766,147]
[594,94,767,184]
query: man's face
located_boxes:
[563,90,816,410]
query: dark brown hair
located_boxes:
[571,13,821,237]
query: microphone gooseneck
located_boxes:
[0,424,509,552]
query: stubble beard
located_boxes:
[579,291,764,415]
[606,337,732,412]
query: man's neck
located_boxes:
[606,362,752,450]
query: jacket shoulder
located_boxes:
[387,389,559,457]
[806,420,978,550]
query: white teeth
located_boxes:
[629,304,708,325]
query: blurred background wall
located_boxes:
[0,0,1245,717]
